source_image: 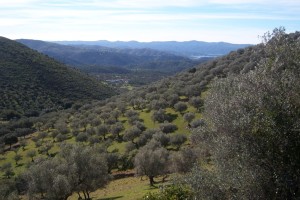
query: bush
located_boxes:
[141,185,193,200]
[159,123,178,134]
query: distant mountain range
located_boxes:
[15,39,251,89]
[17,39,204,73]
[17,39,187,65]
[54,40,251,57]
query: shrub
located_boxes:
[141,185,193,200]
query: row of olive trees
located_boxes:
[185,28,300,199]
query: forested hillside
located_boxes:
[0,29,299,200]
[0,36,115,120]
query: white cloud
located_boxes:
[1,0,39,7]
[209,0,269,4]
[209,0,300,5]
[113,0,205,8]
[0,0,299,43]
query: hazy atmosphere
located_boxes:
[1,0,300,43]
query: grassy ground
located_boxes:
[18,174,169,200]
[68,175,171,200]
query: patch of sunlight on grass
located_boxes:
[139,110,159,129]
[68,175,168,200]
[108,141,127,154]
[165,108,190,135]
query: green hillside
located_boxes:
[0,36,115,120]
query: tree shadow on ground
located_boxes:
[97,196,123,200]
[166,113,178,122]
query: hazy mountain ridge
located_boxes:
[17,39,209,87]
[17,39,201,73]
[54,40,251,57]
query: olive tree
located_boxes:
[26,150,37,162]
[96,124,109,140]
[14,153,22,165]
[76,132,89,142]
[24,158,70,200]
[152,131,170,147]
[1,163,15,179]
[169,133,187,150]
[183,112,195,124]
[24,144,110,200]
[0,179,19,200]
[151,109,168,123]
[134,141,169,186]
[170,148,197,173]
[174,102,187,115]
[186,29,300,199]
[62,145,110,199]
[189,96,203,111]
[110,122,124,140]
[123,126,142,149]
[159,122,178,134]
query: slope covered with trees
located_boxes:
[182,28,300,200]
[0,36,115,120]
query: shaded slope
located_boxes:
[0,36,115,119]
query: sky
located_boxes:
[0,0,300,44]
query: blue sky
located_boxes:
[0,0,299,44]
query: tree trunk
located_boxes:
[86,190,90,200]
[149,176,155,186]
[132,141,139,149]
[77,192,82,200]
[82,191,87,200]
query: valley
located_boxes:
[0,29,299,200]
[17,39,236,88]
